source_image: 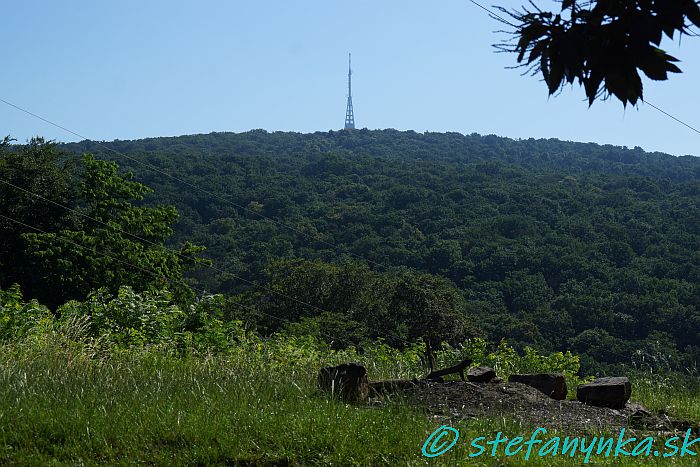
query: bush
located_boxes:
[0,284,52,341]
[433,338,589,393]
[0,284,589,392]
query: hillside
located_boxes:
[61,130,700,373]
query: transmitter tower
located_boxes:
[344,53,355,130]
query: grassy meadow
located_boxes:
[1,320,698,466]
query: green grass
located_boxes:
[633,375,700,423]
[0,341,698,466]
[0,342,434,465]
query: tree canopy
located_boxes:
[0,139,206,307]
[60,130,700,373]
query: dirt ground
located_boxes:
[372,380,698,436]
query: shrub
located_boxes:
[0,284,52,341]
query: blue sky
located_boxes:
[2,0,699,156]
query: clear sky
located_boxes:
[2,0,699,156]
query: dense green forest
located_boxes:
[3,130,699,374]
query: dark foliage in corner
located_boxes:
[495,0,700,105]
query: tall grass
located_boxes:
[633,374,700,422]
[0,325,698,465]
[0,338,433,465]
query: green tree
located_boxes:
[61,130,700,370]
[234,259,382,346]
[388,272,472,348]
[0,137,77,295]
[23,154,206,306]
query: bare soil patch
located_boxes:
[376,380,698,435]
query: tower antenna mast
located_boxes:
[344,53,355,130]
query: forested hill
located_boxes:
[62,130,700,372]
[66,129,699,181]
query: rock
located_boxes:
[508,373,568,400]
[317,363,369,402]
[577,376,631,409]
[467,366,496,383]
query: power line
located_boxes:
[0,211,344,344]
[0,212,194,294]
[0,97,387,270]
[469,0,700,39]
[643,99,700,136]
[4,4,698,307]
[0,96,412,347]
[467,0,516,27]
[463,2,700,139]
[0,175,346,323]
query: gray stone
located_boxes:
[577,376,631,409]
[467,366,497,383]
[508,373,568,400]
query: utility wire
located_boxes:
[4,3,698,315]
[644,99,700,136]
[0,97,387,270]
[464,2,700,139]
[0,176,346,323]
[0,97,405,347]
[5,0,691,349]
[0,211,344,344]
[467,0,517,27]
